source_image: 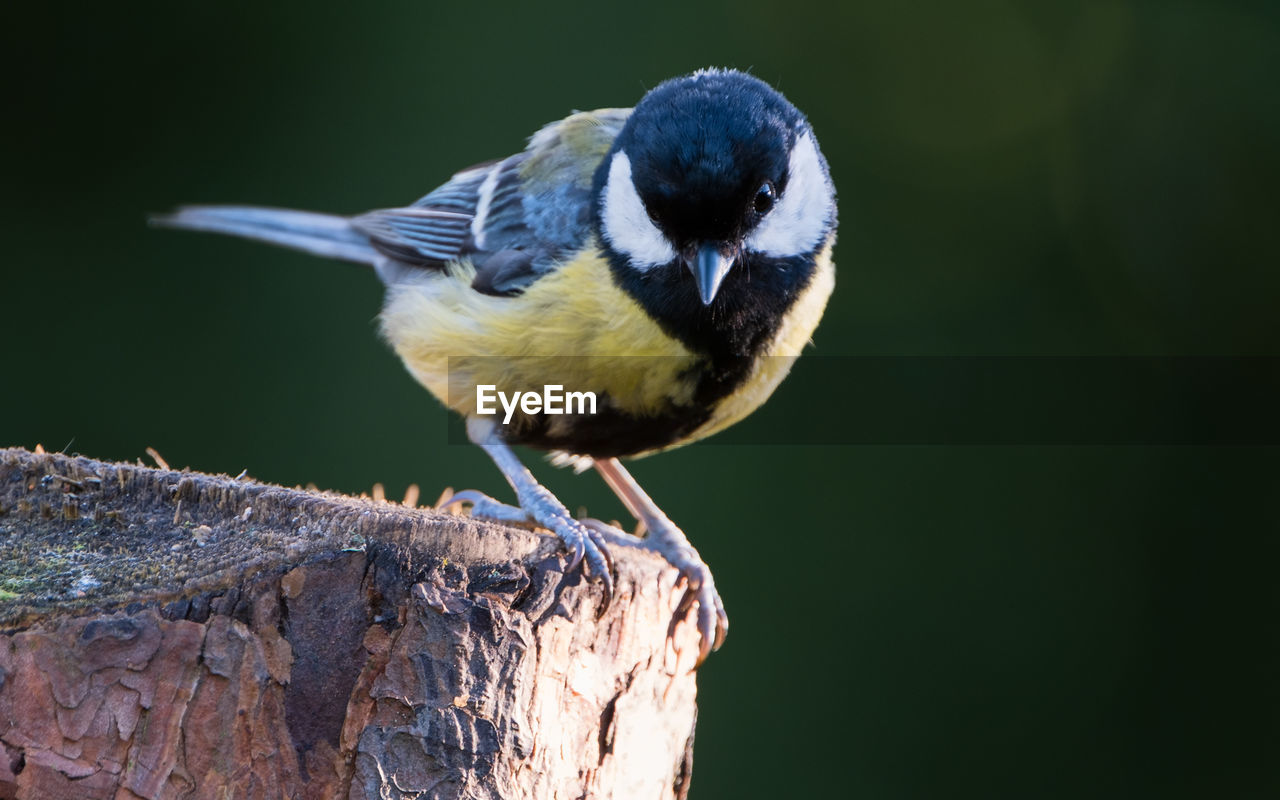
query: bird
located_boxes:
[154,68,837,663]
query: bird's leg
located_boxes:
[442,417,613,599]
[593,457,727,663]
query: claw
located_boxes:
[662,558,727,667]
[438,489,485,509]
[670,586,696,633]
[699,586,728,661]
[583,527,612,575]
[582,524,615,613]
[674,584,727,666]
[563,528,587,572]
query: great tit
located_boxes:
[156,68,837,662]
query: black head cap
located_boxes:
[595,69,818,249]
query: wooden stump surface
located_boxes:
[0,448,700,800]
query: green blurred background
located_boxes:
[3,1,1278,797]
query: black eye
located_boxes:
[753,181,777,215]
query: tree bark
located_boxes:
[0,447,700,800]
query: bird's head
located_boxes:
[594,68,836,307]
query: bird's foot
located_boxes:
[582,514,726,665]
[444,489,614,602]
[649,526,727,665]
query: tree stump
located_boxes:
[0,447,700,799]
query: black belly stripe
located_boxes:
[608,247,818,400]
[498,395,711,459]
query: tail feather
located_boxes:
[151,205,378,265]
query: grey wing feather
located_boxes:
[351,207,472,263]
[354,108,632,295]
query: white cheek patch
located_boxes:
[746,132,833,258]
[600,151,677,271]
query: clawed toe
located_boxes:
[671,563,728,665]
[441,490,531,523]
[578,517,643,546]
[580,524,615,605]
[555,515,613,605]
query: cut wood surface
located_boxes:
[0,447,700,800]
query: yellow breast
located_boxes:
[379,244,701,417]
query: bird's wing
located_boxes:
[353,108,632,295]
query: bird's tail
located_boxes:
[150,205,378,265]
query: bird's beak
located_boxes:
[687,243,734,306]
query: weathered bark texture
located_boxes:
[0,447,700,800]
